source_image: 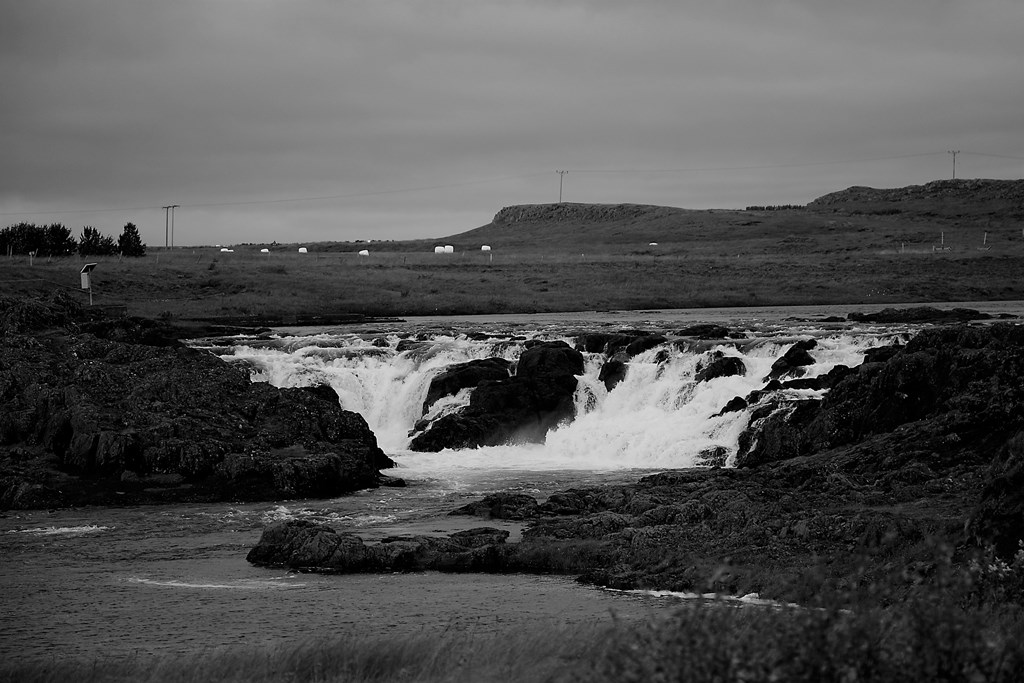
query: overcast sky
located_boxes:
[2,0,1023,248]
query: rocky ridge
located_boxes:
[0,292,395,509]
[249,315,1024,605]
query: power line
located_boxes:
[562,151,953,174]
[1,151,1021,219]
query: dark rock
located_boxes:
[0,294,393,509]
[714,396,748,417]
[246,520,512,573]
[625,335,668,357]
[598,359,628,392]
[695,354,746,383]
[862,344,904,364]
[422,357,512,412]
[396,339,430,354]
[410,341,583,451]
[847,307,991,324]
[735,399,822,468]
[676,324,733,339]
[448,492,540,519]
[766,339,817,380]
[515,341,584,378]
[697,445,730,467]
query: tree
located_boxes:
[79,226,117,256]
[0,222,77,256]
[118,222,146,257]
[42,223,77,256]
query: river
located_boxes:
[2,301,1021,663]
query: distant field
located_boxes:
[3,186,1024,321]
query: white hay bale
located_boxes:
[444,245,454,254]
[298,247,308,254]
[358,249,370,257]
[481,245,491,251]
[434,246,445,254]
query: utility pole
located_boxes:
[947,150,960,179]
[556,170,568,203]
[162,205,179,247]
[170,204,179,247]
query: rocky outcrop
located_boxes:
[409,341,584,451]
[0,293,394,509]
[247,322,1024,606]
[765,339,817,380]
[448,492,540,520]
[246,519,512,573]
[847,307,992,324]
[422,357,512,412]
[695,353,746,383]
[736,324,1024,470]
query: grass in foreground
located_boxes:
[5,600,1023,683]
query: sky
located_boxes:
[2,0,1023,248]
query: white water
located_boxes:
[200,323,902,474]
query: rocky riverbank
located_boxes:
[248,318,1024,606]
[0,292,396,509]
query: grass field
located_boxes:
[3,200,1024,321]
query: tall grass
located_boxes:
[0,624,611,683]
[6,599,1023,683]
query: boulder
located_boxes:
[448,492,540,519]
[695,354,746,383]
[409,341,583,451]
[598,359,628,392]
[246,520,512,573]
[765,339,817,380]
[516,340,584,378]
[676,324,734,339]
[422,357,512,412]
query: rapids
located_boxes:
[194,311,910,475]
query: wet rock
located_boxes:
[409,342,583,451]
[695,354,746,383]
[598,359,628,392]
[516,340,584,378]
[735,399,822,468]
[676,323,734,339]
[448,492,540,520]
[765,339,817,380]
[422,357,512,412]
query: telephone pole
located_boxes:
[556,170,568,203]
[162,205,179,247]
[947,150,960,179]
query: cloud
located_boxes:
[2,0,1022,246]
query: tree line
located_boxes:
[744,204,806,211]
[1,222,146,257]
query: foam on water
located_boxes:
[207,327,899,473]
[7,525,111,536]
[127,577,305,590]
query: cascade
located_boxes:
[208,328,897,471]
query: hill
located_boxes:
[1,178,1023,320]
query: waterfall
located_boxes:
[203,327,898,472]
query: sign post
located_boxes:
[80,263,98,305]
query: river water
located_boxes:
[3,301,1021,663]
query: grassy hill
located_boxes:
[2,179,1023,322]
